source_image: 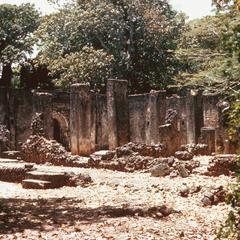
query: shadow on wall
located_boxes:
[52,111,70,151]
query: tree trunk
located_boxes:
[0,63,12,87]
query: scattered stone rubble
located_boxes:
[207,154,238,176]
[89,143,200,176]
[21,135,87,167]
[179,144,209,156]
[201,186,228,206]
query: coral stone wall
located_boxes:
[0,80,232,156]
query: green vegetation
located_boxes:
[36,0,185,92]
[0,3,40,87]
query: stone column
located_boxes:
[70,83,96,156]
[33,91,53,139]
[146,90,166,144]
[186,90,204,144]
[107,79,129,149]
[200,127,216,154]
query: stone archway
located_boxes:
[52,111,70,150]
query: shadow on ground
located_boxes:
[0,198,174,234]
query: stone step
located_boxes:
[0,159,20,164]
[0,151,21,159]
[26,171,69,188]
[22,179,53,189]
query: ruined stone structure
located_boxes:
[0,79,236,156]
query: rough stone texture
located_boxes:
[150,163,171,177]
[159,109,181,156]
[107,79,129,149]
[176,164,189,178]
[186,90,204,144]
[31,112,44,136]
[33,91,53,140]
[0,165,29,183]
[201,186,227,206]
[21,135,86,167]
[23,171,92,189]
[70,84,96,156]
[0,151,21,159]
[88,143,201,175]
[95,94,108,150]
[22,179,52,189]
[116,142,166,158]
[174,151,194,161]
[180,144,208,156]
[0,80,236,156]
[199,127,216,154]
[207,154,238,176]
[0,125,10,152]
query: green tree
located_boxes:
[0,3,40,87]
[36,0,185,92]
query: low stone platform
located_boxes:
[22,179,52,189]
[0,151,21,159]
[24,171,69,188]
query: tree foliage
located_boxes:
[176,9,239,95]
[37,0,185,92]
[0,3,40,86]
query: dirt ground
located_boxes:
[0,156,234,240]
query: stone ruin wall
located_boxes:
[0,79,236,156]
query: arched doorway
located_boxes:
[52,111,70,150]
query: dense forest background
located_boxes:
[0,0,239,94]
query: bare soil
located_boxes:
[0,156,234,240]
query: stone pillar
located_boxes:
[33,91,53,139]
[146,90,166,144]
[70,83,96,156]
[186,90,204,144]
[200,127,216,154]
[107,79,129,149]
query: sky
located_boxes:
[0,0,214,20]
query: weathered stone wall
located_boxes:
[9,89,33,150]
[0,88,8,126]
[70,84,96,156]
[165,95,188,145]
[95,94,108,150]
[203,93,219,128]
[129,94,148,143]
[0,80,234,156]
[107,79,129,149]
[129,91,166,145]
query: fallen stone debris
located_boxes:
[21,135,88,167]
[207,154,238,176]
[0,134,238,240]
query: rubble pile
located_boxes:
[150,157,200,178]
[66,173,93,187]
[179,144,209,156]
[21,135,80,166]
[207,154,238,176]
[89,143,200,175]
[116,142,167,158]
[0,125,10,152]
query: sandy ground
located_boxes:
[0,156,235,240]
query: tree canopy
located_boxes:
[36,0,185,92]
[0,3,40,87]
